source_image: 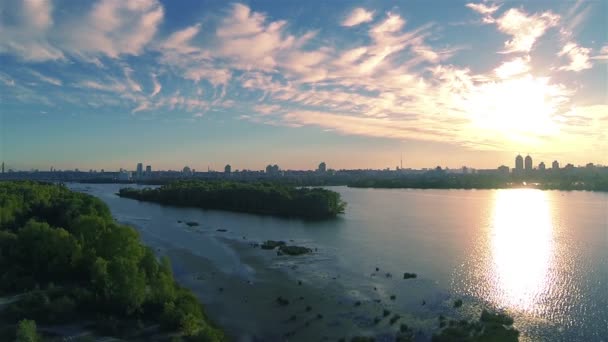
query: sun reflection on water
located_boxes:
[490,189,554,313]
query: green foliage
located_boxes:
[16,319,39,342]
[0,181,224,340]
[118,180,347,219]
[432,310,519,342]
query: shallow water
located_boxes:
[71,184,608,341]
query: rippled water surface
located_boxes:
[73,184,608,341]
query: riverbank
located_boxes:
[132,217,518,341]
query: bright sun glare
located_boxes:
[466,75,563,145]
[490,189,554,313]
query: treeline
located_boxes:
[348,172,608,191]
[349,174,510,190]
[0,181,224,341]
[118,180,347,219]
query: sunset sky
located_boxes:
[1,0,606,171]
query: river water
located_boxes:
[70,184,607,341]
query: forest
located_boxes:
[0,181,224,341]
[118,180,346,219]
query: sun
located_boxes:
[465,74,564,145]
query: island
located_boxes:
[118,180,347,219]
[0,181,224,341]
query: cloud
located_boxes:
[466,3,500,15]
[0,0,163,62]
[150,74,162,97]
[78,80,127,93]
[68,0,164,58]
[466,2,500,23]
[0,0,64,61]
[558,42,592,71]
[342,8,374,27]
[495,8,559,53]
[29,70,62,86]
[590,45,608,61]
[494,56,530,79]
[162,24,201,54]
[123,66,142,92]
[0,73,16,86]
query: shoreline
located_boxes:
[128,219,500,341]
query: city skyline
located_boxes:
[1,153,602,174]
[1,0,607,170]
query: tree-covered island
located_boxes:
[118,180,347,219]
[0,181,224,341]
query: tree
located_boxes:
[16,319,39,342]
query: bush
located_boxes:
[16,319,39,342]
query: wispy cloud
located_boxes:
[1,1,605,160]
[342,8,374,27]
[29,70,62,86]
[150,74,162,97]
[591,45,608,61]
[558,42,592,72]
[495,8,560,53]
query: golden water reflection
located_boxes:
[490,189,554,313]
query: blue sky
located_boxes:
[0,0,606,171]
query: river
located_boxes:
[69,184,608,341]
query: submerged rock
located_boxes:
[278,245,312,256]
[403,272,417,279]
[261,240,286,250]
[185,221,199,227]
[216,228,227,232]
[453,299,463,308]
[276,296,289,306]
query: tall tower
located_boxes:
[524,155,533,171]
[515,154,524,171]
[136,163,143,178]
[1,162,4,174]
[552,160,559,170]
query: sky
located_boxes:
[0,0,606,171]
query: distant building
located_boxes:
[1,162,4,174]
[524,155,533,171]
[266,164,280,175]
[515,154,524,172]
[225,164,231,174]
[118,170,131,181]
[317,162,327,173]
[183,166,192,175]
[146,165,152,174]
[538,162,546,171]
[136,163,143,178]
[497,165,509,176]
[552,160,559,170]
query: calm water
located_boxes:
[72,184,608,341]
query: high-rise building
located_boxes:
[552,160,559,170]
[266,164,280,175]
[136,163,143,178]
[224,164,231,174]
[524,155,533,171]
[538,162,546,171]
[146,165,152,175]
[1,162,4,174]
[515,154,524,171]
[317,162,326,173]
